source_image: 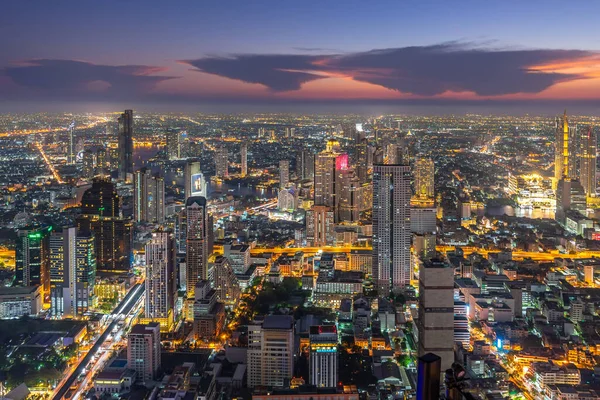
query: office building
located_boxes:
[306,205,335,247]
[166,129,183,160]
[584,264,594,285]
[580,126,597,196]
[76,178,132,273]
[241,143,248,177]
[118,109,134,181]
[296,150,315,181]
[278,188,297,212]
[555,110,577,183]
[410,204,436,234]
[247,315,294,388]
[0,286,42,319]
[417,258,454,372]
[49,227,96,318]
[128,323,161,384]
[372,164,412,292]
[279,160,289,188]
[186,197,209,301]
[414,157,434,199]
[209,256,241,306]
[314,139,343,209]
[309,325,338,388]
[184,161,206,200]
[337,168,360,222]
[224,244,251,275]
[192,280,225,340]
[215,146,228,178]
[356,137,369,183]
[67,122,76,164]
[556,178,586,224]
[144,231,176,331]
[15,227,50,303]
[133,168,165,223]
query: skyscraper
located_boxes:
[555,110,577,183]
[417,258,454,372]
[76,178,132,273]
[580,126,597,196]
[279,160,289,188]
[296,149,315,181]
[15,227,51,303]
[209,255,240,306]
[128,323,161,384]
[67,122,75,165]
[337,168,360,222]
[356,137,369,183]
[186,197,209,303]
[414,157,435,199]
[556,178,587,223]
[215,146,228,178]
[314,140,341,208]
[306,205,335,247]
[118,109,134,181]
[309,325,338,388]
[184,160,206,200]
[248,315,294,388]
[372,163,412,292]
[134,168,165,223]
[166,129,182,160]
[144,230,176,331]
[240,143,248,177]
[49,227,96,318]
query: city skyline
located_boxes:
[3,1,600,111]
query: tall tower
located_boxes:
[240,144,248,177]
[128,323,161,384]
[314,140,341,207]
[118,110,134,181]
[67,122,75,164]
[134,168,165,223]
[49,227,96,318]
[296,150,314,181]
[145,230,176,330]
[15,227,51,303]
[372,163,412,292]
[554,110,576,182]
[580,126,597,196]
[184,160,206,200]
[166,129,182,160]
[279,160,289,188]
[215,146,228,178]
[414,157,435,199]
[417,258,454,372]
[186,197,209,299]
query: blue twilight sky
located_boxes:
[2,0,600,111]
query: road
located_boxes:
[51,283,145,400]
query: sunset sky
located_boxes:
[2,0,600,111]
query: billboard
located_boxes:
[191,173,205,196]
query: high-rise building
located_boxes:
[184,161,206,200]
[118,109,134,181]
[186,197,209,300]
[337,169,360,222]
[49,227,96,318]
[247,315,294,388]
[15,227,51,303]
[192,280,225,340]
[279,160,289,188]
[372,164,412,292]
[314,139,342,208]
[417,258,454,372]
[127,323,161,384]
[215,146,228,178]
[240,144,248,177]
[296,150,315,181]
[144,230,176,331]
[278,188,297,212]
[356,137,369,183]
[414,157,435,199]
[166,129,183,160]
[67,122,76,165]
[555,110,577,183]
[134,168,165,223]
[556,178,587,224]
[580,126,597,196]
[306,205,335,247]
[584,264,594,285]
[410,205,437,234]
[76,178,132,273]
[309,325,338,388]
[209,256,240,306]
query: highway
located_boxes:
[51,283,145,400]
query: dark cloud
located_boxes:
[1,59,176,100]
[184,43,595,96]
[182,54,327,91]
